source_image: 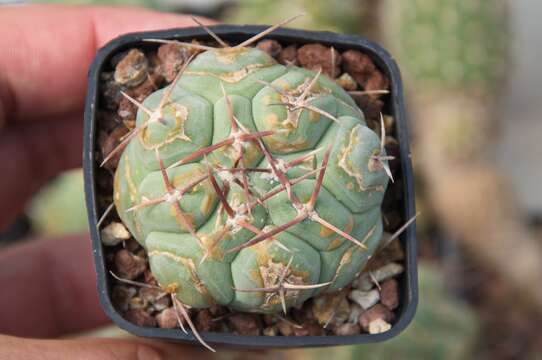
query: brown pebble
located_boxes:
[195,309,216,332]
[139,287,167,307]
[99,125,129,172]
[278,45,298,65]
[256,39,282,58]
[117,95,137,120]
[144,269,158,287]
[350,94,384,122]
[129,296,145,310]
[293,325,310,337]
[97,109,121,132]
[208,305,226,317]
[297,43,341,78]
[380,279,399,310]
[129,72,162,101]
[157,43,192,82]
[125,238,142,253]
[313,291,350,326]
[342,50,389,91]
[293,323,324,336]
[263,326,278,336]
[365,70,390,92]
[124,308,157,327]
[114,49,148,87]
[336,73,358,91]
[366,236,404,272]
[114,249,147,280]
[262,314,278,326]
[334,323,361,336]
[100,73,122,111]
[359,304,394,332]
[277,321,294,336]
[111,285,137,312]
[228,314,262,335]
[156,308,179,329]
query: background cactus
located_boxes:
[109,34,391,318]
[383,0,542,314]
[384,0,508,97]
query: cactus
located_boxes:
[104,19,391,349]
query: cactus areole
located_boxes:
[84,25,417,348]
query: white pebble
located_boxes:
[368,319,391,334]
[348,289,380,310]
[355,262,404,291]
[101,222,131,246]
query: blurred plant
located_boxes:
[287,263,479,360]
[383,0,542,309]
[27,169,88,236]
[225,0,368,35]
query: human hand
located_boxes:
[0,5,225,359]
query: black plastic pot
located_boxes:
[83,25,417,349]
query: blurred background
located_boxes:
[2,0,541,359]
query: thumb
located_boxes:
[0,335,212,360]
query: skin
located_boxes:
[0,5,267,359]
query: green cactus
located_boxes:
[106,27,390,329]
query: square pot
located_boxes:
[83,25,417,348]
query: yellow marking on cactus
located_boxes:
[185,63,271,84]
[113,171,122,203]
[200,194,214,216]
[164,283,179,294]
[259,259,306,309]
[320,224,334,238]
[368,149,383,173]
[346,182,354,190]
[200,232,226,262]
[265,134,309,153]
[265,113,279,127]
[326,215,354,251]
[169,206,196,230]
[275,79,290,90]
[123,154,138,203]
[283,107,302,130]
[261,95,273,105]
[338,125,365,191]
[148,250,211,300]
[332,246,355,281]
[243,146,261,166]
[309,109,321,122]
[213,47,250,64]
[328,238,343,250]
[140,103,191,150]
[249,268,262,283]
[295,158,314,172]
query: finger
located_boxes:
[0,113,82,229]
[0,335,216,360]
[0,234,109,337]
[0,4,212,125]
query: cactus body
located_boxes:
[113,46,390,313]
